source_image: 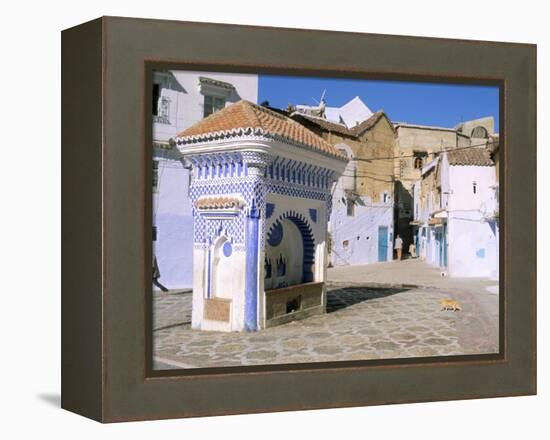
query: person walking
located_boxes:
[394,234,403,260]
[153,255,168,292]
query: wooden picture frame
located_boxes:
[61,16,536,422]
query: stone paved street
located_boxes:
[153,259,499,369]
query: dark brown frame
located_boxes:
[62,16,536,422]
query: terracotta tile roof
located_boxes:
[195,196,245,210]
[446,148,494,166]
[290,113,357,138]
[176,100,347,160]
[351,110,389,135]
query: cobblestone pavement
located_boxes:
[153,261,499,369]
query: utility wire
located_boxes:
[351,140,494,162]
[152,139,494,182]
[156,138,493,165]
[338,140,495,179]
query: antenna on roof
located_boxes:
[311,89,327,105]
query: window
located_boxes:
[204,95,225,117]
[471,126,489,139]
[473,181,477,194]
[152,160,159,192]
[152,83,170,123]
[152,226,158,242]
[157,97,170,120]
[413,152,427,169]
[346,199,355,216]
[152,83,160,116]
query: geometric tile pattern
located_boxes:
[187,150,336,248]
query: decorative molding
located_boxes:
[176,128,348,162]
[198,76,235,98]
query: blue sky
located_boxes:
[258,75,499,132]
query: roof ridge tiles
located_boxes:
[240,100,264,128]
[176,100,347,160]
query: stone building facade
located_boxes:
[291,110,395,266]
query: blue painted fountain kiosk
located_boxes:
[175,101,348,332]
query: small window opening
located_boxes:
[152,83,160,116]
[152,160,159,191]
[346,199,355,216]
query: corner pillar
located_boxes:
[245,200,261,331]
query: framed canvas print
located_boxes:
[61,16,536,422]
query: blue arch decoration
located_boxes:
[265,202,276,219]
[266,211,315,283]
[267,221,284,247]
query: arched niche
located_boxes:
[265,212,315,289]
[471,126,489,139]
[334,142,354,159]
[210,235,236,299]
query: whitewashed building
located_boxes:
[152,71,258,290]
[290,108,396,266]
[414,148,499,279]
[330,167,394,265]
[296,96,373,129]
[175,100,348,332]
[394,116,496,254]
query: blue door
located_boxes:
[378,226,388,262]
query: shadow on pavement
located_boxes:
[326,287,409,313]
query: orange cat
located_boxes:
[440,299,462,311]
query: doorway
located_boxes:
[378,226,388,262]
